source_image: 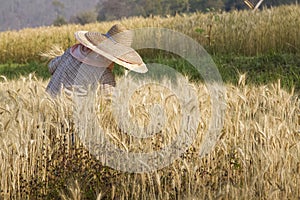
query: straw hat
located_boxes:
[74,24,148,73]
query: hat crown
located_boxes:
[85,24,132,47]
[106,24,127,36]
[85,32,103,46]
[107,24,133,47]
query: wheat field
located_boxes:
[0,74,299,199]
[0,3,300,200]
[0,4,299,64]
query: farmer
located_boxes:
[46,24,148,97]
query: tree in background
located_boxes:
[96,0,236,21]
[52,0,67,26]
[69,11,98,25]
[53,15,68,26]
[162,0,190,15]
[142,0,163,16]
[262,0,297,7]
[224,0,247,11]
[49,0,299,28]
[96,0,145,21]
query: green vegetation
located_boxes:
[0,62,49,80]
[1,53,299,91]
[214,53,300,91]
[96,0,297,21]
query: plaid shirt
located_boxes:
[46,48,116,97]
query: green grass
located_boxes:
[1,53,299,92]
[0,62,50,80]
[215,53,300,92]
[144,53,300,92]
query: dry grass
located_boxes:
[0,4,299,64]
[0,74,299,199]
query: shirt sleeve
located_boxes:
[48,49,69,75]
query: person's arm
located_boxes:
[48,49,69,75]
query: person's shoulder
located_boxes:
[65,47,72,54]
[60,47,74,59]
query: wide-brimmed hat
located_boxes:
[74,24,148,73]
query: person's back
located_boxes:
[46,45,115,97]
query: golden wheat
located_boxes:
[0,73,299,199]
[0,5,299,199]
[0,5,299,64]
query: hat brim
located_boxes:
[75,31,148,73]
